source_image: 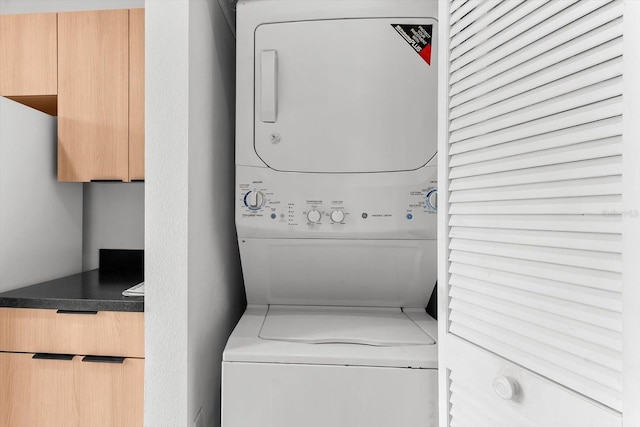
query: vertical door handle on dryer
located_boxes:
[260,50,278,123]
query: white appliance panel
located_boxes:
[259,305,435,345]
[239,238,436,307]
[222,361,438,427]
[236,165,437,239]
[254,18,437,173]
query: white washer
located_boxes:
[224,1,438,426]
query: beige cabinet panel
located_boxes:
[0,352,143,427]
[0,13,57,115]
[129,8,145,181]
[0,308,144,358]
[57,10,129,182]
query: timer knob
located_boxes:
[426,188,437,211]
[330,210,345,223]
[244,190,265,210]
[307,209,322,223]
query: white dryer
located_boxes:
[223,1,438,426]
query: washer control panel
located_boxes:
[237,165,437,239]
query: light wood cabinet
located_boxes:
[0,9,145,182]
[0,353,144,427]
[57,10,130,182]
[0,308,144,427]
[0,13,57,115]
[129,8,146,181]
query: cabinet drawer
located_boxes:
[446,336,621,427]
[0,308,143,358]
[0,352,143,427]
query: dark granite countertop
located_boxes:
[0,269,144,312]
[0,250,144,312]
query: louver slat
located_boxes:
[449,117,622,167]
[450,78,621,141]
[450,40,623,117]
[449,97,622,153]
[449,227,621,254]
[450,0,501,41]
[448,263,622,311]
[449,251,621,292]
[449,0,469,15]
[450,0,566,68]
[450,0,617,86]
[450,156,622,191]
[450,60,622,131]
[450,0,482,28]
[448,214,621,234]
[450,18,622,102]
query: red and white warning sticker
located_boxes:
[392,24,433,65]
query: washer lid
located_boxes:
[259,305,435,346]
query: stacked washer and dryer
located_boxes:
[222,1,438,426]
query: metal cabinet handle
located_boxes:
[81,355,125,364]
[32,353,74,361]
[56,309,98,315]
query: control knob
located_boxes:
[330,210,345,223]
[244,190,265,210]
[425,188,437,212]
[307,209,322,224]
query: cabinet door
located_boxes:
[129,8,145,181]
[0,352,143,427]
[58,10,129,182]
[0,13,57,115]
[439,0,626,424]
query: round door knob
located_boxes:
[493,376,519,401]
[307,209,322,223]
[330,210,345,223]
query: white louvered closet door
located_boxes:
[438,0,631,426]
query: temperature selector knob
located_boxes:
[244,190,265,210]
[307,209,322,224]
[425,188,438,212]
[330,210,345,223]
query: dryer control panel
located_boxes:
[236,165,437,240]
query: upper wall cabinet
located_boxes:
[0,13,57,115]
[58,9,144,182]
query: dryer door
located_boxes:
[254,18,437,173]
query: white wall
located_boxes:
[145,0,190,425]
[0,98,82,291]
[82,182,144,270]
[146,0,244,426]
[187,1,244,425]
[0,0,146,271]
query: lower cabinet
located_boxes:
[0,308,144,427]
[0,353,143,427]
